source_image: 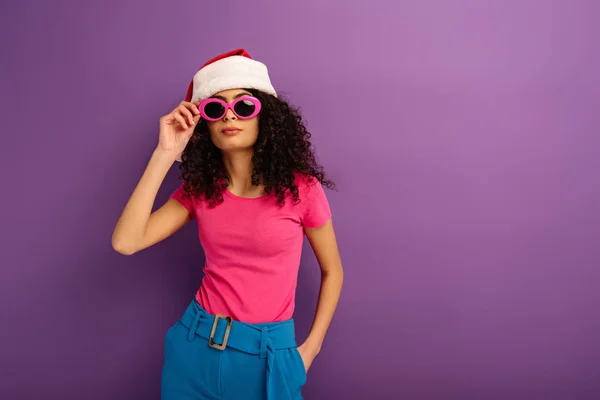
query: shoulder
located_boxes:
[291,171,332,227]
[292,171,321,192]
[291,170,329,203]
[170,181,207,204]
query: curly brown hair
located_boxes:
[176,89,335,208]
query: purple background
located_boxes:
[1,0,599,399]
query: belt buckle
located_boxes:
[209,314,232,350]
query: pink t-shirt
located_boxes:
[169,172,332,323]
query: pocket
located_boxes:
[161,319,224,397]
[279,347,307,399]
[292,347,308,383]
[163,321,183,358]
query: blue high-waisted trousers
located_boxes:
[161,299,307,400]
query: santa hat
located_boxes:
[185,48,277,103]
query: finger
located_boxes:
[173,113,188,129]
[180,100,199,109]
[182,101,200,116]
[178,105,195,123]
[178,105,196,125]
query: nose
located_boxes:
[223,106,236,121]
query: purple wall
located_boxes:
[2,0,599,399]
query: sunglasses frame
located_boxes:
[198,95,262,121]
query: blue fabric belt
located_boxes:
[179,300,298,400]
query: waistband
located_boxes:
[178,299,298,400]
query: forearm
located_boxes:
[304,267,344,352]
[111,147,178,253]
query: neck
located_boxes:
[222,149,258,191]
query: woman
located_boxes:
[112,48,344,400]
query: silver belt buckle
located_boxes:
[208,314,232,350]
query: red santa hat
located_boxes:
[185,48,277,103]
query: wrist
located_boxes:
[302,337,323,355]
[153,147,179,162]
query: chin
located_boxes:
[220,146,253,153]
[215,139,255,153]
[212,133,257,152]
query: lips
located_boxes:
[221,128,241,135]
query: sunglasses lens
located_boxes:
[203,102,225,119]
[234,99,257,117]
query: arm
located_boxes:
[111,147,192,255]
[298,218,344,370]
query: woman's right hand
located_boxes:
[158,101,201,156]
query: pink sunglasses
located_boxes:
[198,96,262,121]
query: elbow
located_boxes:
[111,236,138,256]
[322,264,344,281]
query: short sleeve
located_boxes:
[169,183,196,219]
[299,176,332,228]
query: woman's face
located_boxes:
[205,88,260,153]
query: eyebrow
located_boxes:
[211,92,252,101]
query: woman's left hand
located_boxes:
[296,342,320,373]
